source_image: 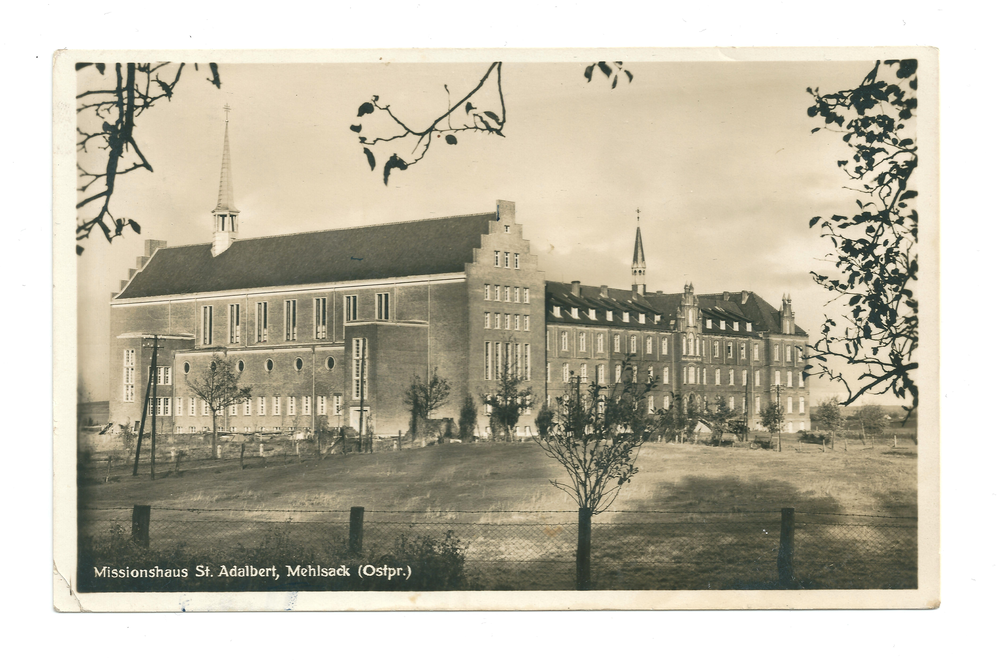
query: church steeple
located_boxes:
[631,208,646,296]
[212,105,239,257]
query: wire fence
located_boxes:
[77,507,917,592]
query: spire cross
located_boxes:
[636,207,640,223]
[223,103,231,123]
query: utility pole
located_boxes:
[150,335,158,480]
[132,337,158,476]
[357,337,367,443]
[771,382,784,452]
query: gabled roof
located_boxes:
[545,282,670,329]
[699,292,807,336]
[116,213,495,299]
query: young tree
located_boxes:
[481,358,533,442]
[708,396,738,446]
[458,393,478,442]
[855,404,889,445]
[186,353,252,460]
[806,59,918,415]
[761,400,785,449]
[813,397,844,452]
[403,369,452,439]
[76,62,221,254]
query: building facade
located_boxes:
[108,123,808,440]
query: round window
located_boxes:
[183,362,190,374]
[210,361,217,372]
[237,360,245,372]
[326,356,335,370]
[294,357,304,371]
[265,359,274,372]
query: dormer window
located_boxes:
[654,314,661,324]
[553,305,561,317]
[623,312,630,323]
[589,309,597,320]
[747,322,753,332]
[571,307,579,319]
[706,319,712,329]
[606,310,613,322]
[720,320,726,331]
[639,313,646,324]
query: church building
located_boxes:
[108,120,809,441]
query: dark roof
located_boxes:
[117,213,496,299]
[699,292,808,336]
[545,281,672,329]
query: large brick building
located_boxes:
[109,122,808,440]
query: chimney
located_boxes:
[497,199,515,224]
[145,239,167,256]
[570,281,581,297]
[723,291,730,301]
[741,290,749,304]
[600,285,609,298]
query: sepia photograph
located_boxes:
[54,48,938,611]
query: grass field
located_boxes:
[78,441,918,590]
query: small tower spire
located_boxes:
[212,105,239,257]
[631,208,646,296]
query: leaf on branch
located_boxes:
[207,63,221,89]
[357,102,375,117]
[382,153,408,185]
[598,62,613,78]
[584,64,595,81]
[809,216,822,228]
[465,102,475,114]
[362,147,376,171]
[612,75,618,89]
[350,124,362,133]
[127,219,141,234]
[76,244,84,256]
[154,79,174,99]
[484,110,500,123]
[624,69,633,83]
[445,134,458,145]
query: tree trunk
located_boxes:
[211,412,218,460]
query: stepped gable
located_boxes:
[116,213,495,299]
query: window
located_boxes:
[258,396,266,415]
[579,332,587,352]
[229,402,238,416]
[774,370,780,386]
[344,295,358,323]
[597,334,604,353]
[288,396,297,416]
[729,396,736,411]
[237,360,244,372]
[314,298,327,338]
[729,369,735,386]
[546,362,550,383]
[484,312,491,329]
[753,344,760,361]
[504,286,510,302]
[787,396,793,414]
[504,314,511,330]
[606,310,614,322]
[244,399,251,416]
[265,358,274,372]
[719,320,726,331]
[646,336,653,354]
[661,337,669,354]
[774,345,781,361]
[484,284,490,300]
[377,293,390,321]
[598,364,606,384]
[787,371,793,388]
[524,287,530,303]
[315,395,326,416]
[615,365,622,383]
[742,370,748,386]
[514,287,520,303]
[156,366,171,385]
[176,397,183,415]
[494,285,501,301]
[494,250,500,267]
[352,338,368,399]
[629,335,637,354]
[303,396,311,416]
[202,400,210,416]
[648,396,655,414]
[799,371,804,388]
[515,344,524,378]
[148,397,171,417]
[726,342,733,358]
[284,300,297,340]
[755,396,761,413]
[294,357,304,371]
[256,302,268,342]
[514,253,520,269]
[333,395,343,416]
[755,371,761,387]
[581,363,588,381]
[201,306,213,345]
[740,343,747,360]
[525,344,531,380]
[524,315,530,331]
[613,334,621,353]
[229,304,241,343]
[562,363,570,383]
[623,312,630,323]
[715,368,721,385]
[662,367,669,384]
[495,313,501,329]
[799,397,805,414]
[647,366,654,383]
[664,394,672,409]
[706,319,713,329]
[272,396,280,416]
[183,362,190,374]
[122,349,135,402]
[786,346,793,363]
[190,397,197,416]
[504,252,510,268]
[639,313,646,324]
[560,331,568,351]
[514,315,520,331]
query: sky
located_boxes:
[74,56,909,405]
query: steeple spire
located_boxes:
[631,208,646,296]
[211,105,239,257]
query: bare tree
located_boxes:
[403,368,452,438]
[186,353,252,459]
[761,400,785,448]
[854,404,889,446]
[481,354,533,443]
[76,62,221,254]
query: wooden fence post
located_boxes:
[778,507,795,588]
[132,504,151,548]
[349,506,365,554]
[576,507,592,590]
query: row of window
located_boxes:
[704,318,753,333]
[484,284,530,303]
[201,294,393,346]
[154,395,345,418]
[485,312,531,331]
[493,251,521,269]
[483,342,532,381]
[552,306,659,325]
